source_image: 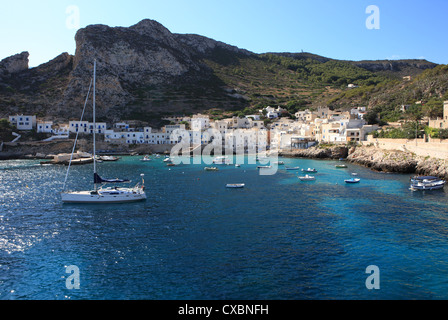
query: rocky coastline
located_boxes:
[2,141,448,180]
[280,144,448,180]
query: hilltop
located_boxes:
[0,19,444,127]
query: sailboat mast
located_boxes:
[93,60,97,189]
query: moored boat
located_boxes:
[285,166,300,170]
[226,183,245,188]
[302,168,317,173]
[345,178,360,184]
[204,166,219,171]
[61,60,146,204]
[100,155,119,161]
[410,176,445,191]
[298,174,316,181]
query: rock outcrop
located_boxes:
[279,145,348,159]
[0,51,29,77]
[347,145,418,173]
[347,144,448,179]
[56,19,254,119]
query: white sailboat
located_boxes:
[61,60,146,203]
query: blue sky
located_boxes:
[1,0,447,67]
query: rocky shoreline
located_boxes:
[280,144,448,180]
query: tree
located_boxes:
[364,109,380,125]
[422,98,443,119]
[405,105,424,140]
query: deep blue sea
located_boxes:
[1,155,448,300]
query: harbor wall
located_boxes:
[365,136,448,160]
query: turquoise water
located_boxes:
[1,155,448,299]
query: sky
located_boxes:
[0,0,447,67]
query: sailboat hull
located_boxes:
[61,189,146,203]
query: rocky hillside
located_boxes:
[0,19,442,127]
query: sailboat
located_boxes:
[61,60,146,203]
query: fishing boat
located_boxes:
[298,174,316,181]
[410,176,445,191]
[345,178,360,184]
[226,183,245,188]
[61,60,146,204]
[204,166,219,171]
[335,164,348,168]
[285,166,300,170]
[301,168,317,173]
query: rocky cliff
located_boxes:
[60,19,257,121]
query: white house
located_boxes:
[114,122,130,131]
[37,121,53,133]
[125,132,145,144]
[9,115,36,130]
[104,130,126,142]
[69,121,106,134]
[191,114,210,131]
[69,121,89,133]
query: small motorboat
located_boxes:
[302,168,317,173]
[298,174,316,181]
[204,167,219,171]
[345,178,360,183]
[335,164,347,168]
[100,155,119,161]
[285,166,300,170]
[140,155,152,161]
[226,183,245,188]
[273,161,284,165]
[257,165,271,169]
[235,164,240,167]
